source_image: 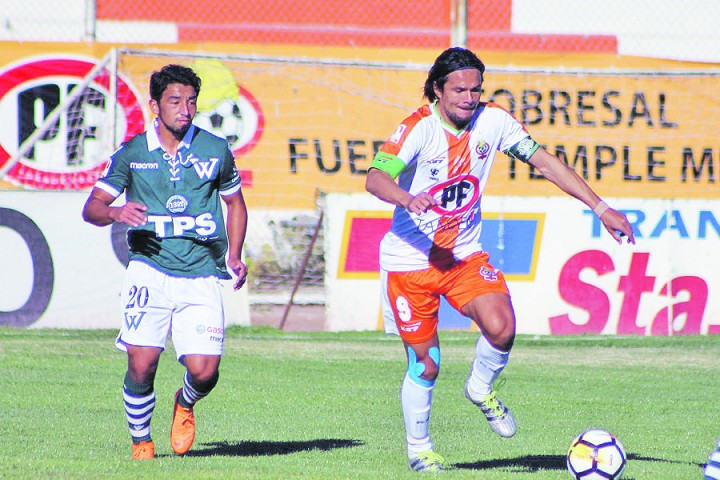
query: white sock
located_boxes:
[466,335,509,401]
[401,373,434,457]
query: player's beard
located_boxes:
[159,115,192,140]
[446,106,476,130]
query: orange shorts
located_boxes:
[384,252,509,344]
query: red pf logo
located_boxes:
[0,56,145,190]
[427,175,480,216]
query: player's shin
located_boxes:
[123,372,155,444]
[402,346,440,458]
[401,373,434,456]
[466,335,509,400]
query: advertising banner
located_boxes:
[0,43,717,209]
[0,42,718,333]
[325,193,720,336]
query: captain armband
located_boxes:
[504,137,540,164]
[370,151,406,179]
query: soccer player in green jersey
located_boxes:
[82,64,248,460]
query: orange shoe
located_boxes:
[170,389,195,455]
[131,440,155,460]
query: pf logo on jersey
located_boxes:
[427,175,480,216]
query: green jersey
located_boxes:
[97,121,241,279]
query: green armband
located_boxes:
[370,151,406,179]
[504,137,540,164]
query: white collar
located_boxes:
[146,118,195,152]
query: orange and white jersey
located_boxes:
[374,102,533,272]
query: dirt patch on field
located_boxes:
[250,303,326,332]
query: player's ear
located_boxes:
[149,98,160,115]
[433,81,443,100]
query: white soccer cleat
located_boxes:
[408,450,446,472]
[465,382,517,438]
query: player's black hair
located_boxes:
[149,64,202,102]
[423,47,485,102]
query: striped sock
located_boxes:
[122,372,155,444]
[705,440,720,479]
[179,371,219,408]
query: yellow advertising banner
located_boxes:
[0,42,717,208]
[483,71,719,200]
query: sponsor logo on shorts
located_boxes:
[124,311,146,330]
[195,324,224,336]
[479,265,499,282]
[400,323,421,333]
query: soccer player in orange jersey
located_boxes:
[366,47,635,472]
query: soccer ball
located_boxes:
[566,429,627,479]
[194,98,244,147]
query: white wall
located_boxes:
[324,193,720,335]
[0,191,250,329]
[2,1,719,62]
[514,0,720,62]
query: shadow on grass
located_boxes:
[172,438,364,458]
[452,453,702,474]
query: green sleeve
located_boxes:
[370,151,406,179]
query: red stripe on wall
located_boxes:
[177,25,450,48]
[468,33,618,53]
[98,0,449,28]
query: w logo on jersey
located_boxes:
[192,157,220,179]
[124,311,146,330]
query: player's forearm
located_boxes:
[82,197,116,227]
[225,198,248,261]
[365,168,412,209]
[531,149,603,210]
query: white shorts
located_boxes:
[380,269,399,336]
[116,261,225,360]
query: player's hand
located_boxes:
[404,192,440,215]
[600,208,635,245]
[228,258,248,291]
[112,202,148,227]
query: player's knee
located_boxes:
[183,354,221,384]
[187,366,220,387]
[407,346,441,387]
[480,316,516,351]
[490,330,515,351]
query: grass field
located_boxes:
[1,326,718,479]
